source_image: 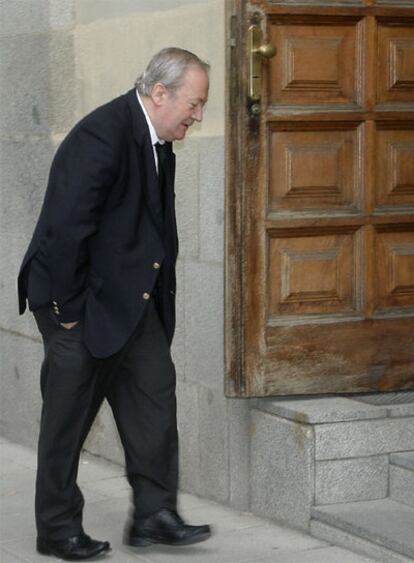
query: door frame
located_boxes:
[225,0,245,396]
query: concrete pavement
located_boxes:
[0,438,376,563]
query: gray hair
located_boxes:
[135,47,210,96]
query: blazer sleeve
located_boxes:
[42,120,120,322]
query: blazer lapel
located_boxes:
[162,145,178,259]
[126,89,164,236]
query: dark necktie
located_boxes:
[155,142,168,198]
[154,142,177,293]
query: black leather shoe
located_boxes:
[37,533,111,561]
[127,508,211,547]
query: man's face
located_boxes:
[154,66,209,142]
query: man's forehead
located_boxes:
[181,68,209,92]
[182,66,209,83]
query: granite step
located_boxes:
[390,452,414,508]
[390,452,414,471]
[311,498,414,562]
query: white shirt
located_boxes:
[136,90,164,173]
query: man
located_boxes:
[17,47,210,561]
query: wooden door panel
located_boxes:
[374,229,414,312]
[269,17,363,106]
[268,230,360,317]
[225,0,414,397]
[377,22,414,104]
[375,126,414,209]
[269,124,363,211]
[267,0,364,5]
[263,318,414,395]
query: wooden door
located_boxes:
[225,0,414,396]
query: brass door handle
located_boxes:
[257,43,276,59]
[248,23,276,104]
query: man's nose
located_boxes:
[192,106,203,122]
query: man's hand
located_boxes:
[60,321,79,330]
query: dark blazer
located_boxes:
[18,89,178,358]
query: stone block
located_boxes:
[388,403,414,417]
[390,452,414,470]
[75,0,216,24]
[0,331,43,448]
[227,398,251,511]
[184,261,224,390]
[176,380,201,494]
[0,233,39,332]
[315,456,388,505]
[0,132,49,330]
[390,464,414,508]
[83,401,124,466]
[311,520,414,563]
[179,387,249,510]
[199,136,225,263]
[170,258,185,380]
[198,386,229,503]
[250,409,314,531]
[0,0,49,38]
[49,0,76,29]
[0,139,54,238]
[351,391,414,418]
[255,396,387,424]
[350,391,414,405]
[0,34,50,136]
[315,418,414,460]
[311,499,414,560]
[273,545,389,563]
[174,139,199,258]
[48,31,77,134]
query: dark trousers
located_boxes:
[33,300,178,540]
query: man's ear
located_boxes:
[151,83,168,107]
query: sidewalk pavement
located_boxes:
[1,438,376,563]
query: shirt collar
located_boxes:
[136,90,165,146]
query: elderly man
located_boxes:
[18,48,210,561]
